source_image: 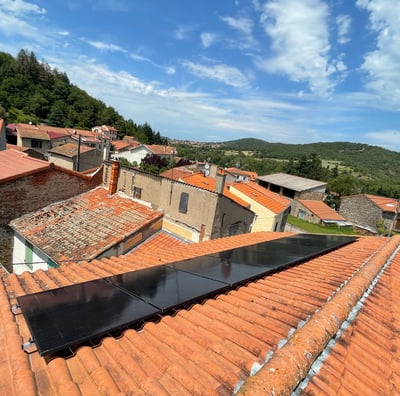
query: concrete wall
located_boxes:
[0,165,103,272]
[49,150,103,172]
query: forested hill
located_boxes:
[216,138,400,194]
[0,49,166,144]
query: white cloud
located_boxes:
[336,14,351,44]
[58,31,70,37]
[182,61,249,88]
[87,40,127,52]
[0,0,46,16]
[200,32,218,48]
[258,0,340,96]
[0,0,47,41]
[356,0,400,109]
[173,25,195,40]
[220,16,253,36]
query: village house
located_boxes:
[292,199,349,227]
[339,193,400,234]
[47,143,102,172]
[103,161,255,242]
[0,149,103,272]
[92,124,118,141]
[111,143,176,165]
[9,185,163,274]
[1,230,400,395]
[228,181,291,232]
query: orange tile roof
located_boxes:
[9,187,163,263]
[230,181,291,214]
[181,173,250,207]
[299,199,346,221]
[111,140,131,151]
[0,149,50,183]
[226,167,258,179]
[48,143,94,157]
[2,232,400,395]
[365,194,398,213]
[147,144,176,155]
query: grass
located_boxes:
[287,215,357,235]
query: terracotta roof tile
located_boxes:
[230,181,291,213]
[9,187,163,263]
[299,199,346,221]
[0,149,50,182]
[48,143,94,157]
[1,232,400,395]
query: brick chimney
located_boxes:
[109,160,120,195]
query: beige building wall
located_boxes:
[229,185,276,232]
[104,163,255,241]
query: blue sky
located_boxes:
[1,1,400,151]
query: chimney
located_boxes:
[215,171,226,194]
[109,160,120,195]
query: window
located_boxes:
[25,241,33,270]
[298,209,306,219]
[133,187,142,199]
[31,139,42,149]
[179,192,189,213]
[229,222,241,236]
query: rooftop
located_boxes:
[9,187,163,263]
[257,173,327,192]
[1,231,399,395]
[365,194,399,213]
[230,181,291,214]
[0,149,50,183]
[299,199,346,221]
[48,143,94,158]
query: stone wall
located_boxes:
[339,195,381,232]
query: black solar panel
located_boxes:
[17,279,160,356]
[17,234,357,357]
[106,266,228,312]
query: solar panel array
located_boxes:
[17,234,357,357]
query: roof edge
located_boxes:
[237,235,400,395]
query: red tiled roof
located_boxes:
[181,173,250,207]
[17,128,50,141]
[366,194,398,213]
[48,143,94,157]
[0,149,50,183]
[1,232,400,395]
[9,187,163,263]
[112,140,131,151]
[226,167,258,179]
[299,199,346,221]
[147,144,176,155]
[230,181,291,214]
[160,167,194,181]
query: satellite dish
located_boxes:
[204,169,210,177]
[205,163,210,169]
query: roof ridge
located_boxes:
[237,235,400,395]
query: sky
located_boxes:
[1,1,400,152]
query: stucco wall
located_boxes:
[104,162,255,241]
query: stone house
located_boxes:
[339,194,399,234]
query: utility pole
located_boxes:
[76,134,81,172]
[388,198,400,237]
